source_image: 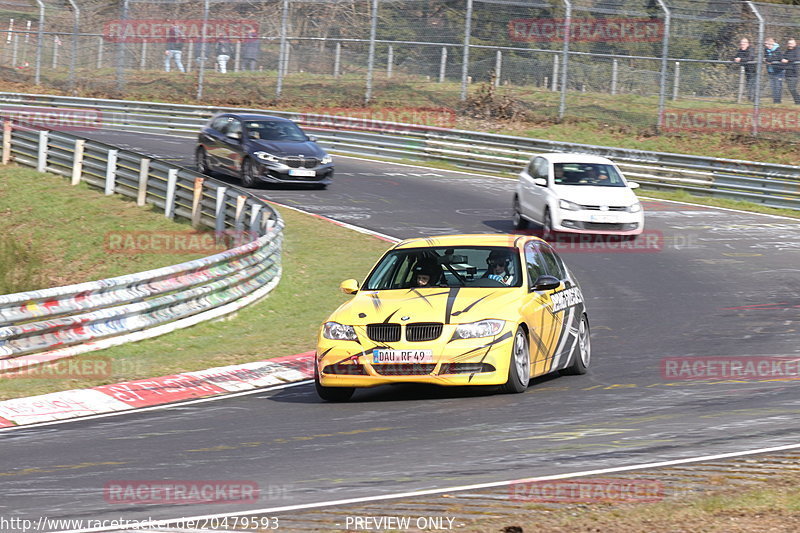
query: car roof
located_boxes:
[393,233,546,251]
[216,113,292,122]
[533,152,616,165]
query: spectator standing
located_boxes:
[733,37,756,101]
[164,23,185,73]
[216,37,233,73]
[242,30,261,71]
[781,38,800,105]
[764,37,783,104]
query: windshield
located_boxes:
[553,163,626,187]
[244,120,307,142]
[364,246,523,290]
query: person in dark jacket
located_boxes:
[764,37,783,104]
[733,38,756,101]
[780,38,800,105]
[242,30,261,71]
[164,22,185,73]
[216,37,233,73]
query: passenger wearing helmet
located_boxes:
[486,249,514,285]
[412,260,441,287]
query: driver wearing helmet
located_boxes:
[486,249,514,285]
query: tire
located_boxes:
[500,326,530,394]
[512,196,529,230]
[561,314,590,375]
[240,158,258,188]
[542,208,555,241]
[196,147,212,176]
[315,365,355,402]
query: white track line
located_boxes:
[56,441,800,532]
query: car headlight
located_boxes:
[558,199,581,211]
[628,202,642,213]
[254,151,279,163]
[320,155,332,164]
[323,321,358,341]
[453,319,505,340]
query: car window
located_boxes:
[245,120,307,142]
[524,242,546,286]
[553,162,626,187]
[539,244,565,279]
[211,116,229,131]
[224,119,242,138]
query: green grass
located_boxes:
[0,166,391,400]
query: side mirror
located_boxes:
[340,279,359,294]
[534,177,548,187]
[532,275,561,292]
[307,135,318,142]
[628,181,640,189]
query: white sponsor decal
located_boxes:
[551,286,583,313]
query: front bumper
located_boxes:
[554,208,644,235]
[253,159,334,185]
[316,327,515,388]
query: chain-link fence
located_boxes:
[0,0,799,139]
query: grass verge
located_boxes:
[0,166,390,400]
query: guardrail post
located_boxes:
[104,149,118,194]
[164,168,178,218]
[37,130,48,172]
[439,47,447,83]
[215,186,227,231]
[494,50,502,87]
[386,45,393,79]
[137,158,149,206]
[71,139,84,185]
[191,177,204,228]
[234,195,247,230]
[249,204,262,233]
[737,66,745,104]
[2,121,11,164]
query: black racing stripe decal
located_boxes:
[406,288,450,307]
[450,331,513,358]
[528,326,549,360]
[451,293,494,317]
[444,286,461,325]
[383,309,399,323]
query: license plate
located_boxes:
[373,349,434,364]
[589,214,617,223]
[288,169,316,177]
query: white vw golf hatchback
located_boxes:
[513,153,644,238]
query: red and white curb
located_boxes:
[0,352,314,428]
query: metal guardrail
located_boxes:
[0,92,797,210]
[0,119,284,371]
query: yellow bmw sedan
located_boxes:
[315,234,590,401]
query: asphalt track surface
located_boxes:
[2,130,799,530]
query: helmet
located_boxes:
[487,249,512,267]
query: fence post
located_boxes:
[551,54,559,91]
[12,34,18,67]
[37,130,48,172]
[364,0,378,103]
[333,41,341,78]
[52,35,58,69]
[104,149,118,195]
[439,46,447,83]
[137,158,149,206]
[186,41,194,73]
[140,41,146,69]
[386,45,393,79]
[234,41,241,72]
[96,35,102,69]
[71,139,84,185]
[460,0,473,101]
[611,58,618,95]
[672,61,680,100]
[164,168,178,218]
[276,0,288,97]
[191,177,204,228]
[2,121,11,164]
[654,0,671,131]
[737,66,745,104]
[215,186,227,231]
[558,0,571,120]
[747,1,765,136]
[494,50,502,86]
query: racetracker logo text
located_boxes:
[103,20,259,43]
[509,18,663,43]
[297,107,456,132]
[104,481,259,504]
[661,356,800,380]
[510,478,663,503]
[662,108,800,133]
[1,106,102,131]
[104,230,258,255]
[513,230,663,253]
[0,356,116,379]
